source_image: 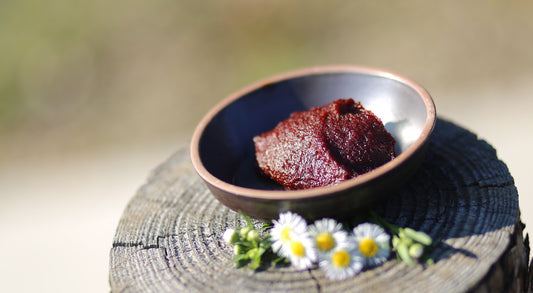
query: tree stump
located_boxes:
[109,119,531,292]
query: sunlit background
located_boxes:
[1,1,532,292]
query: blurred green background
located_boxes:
[1,1,533,292]
[2,0,532,160]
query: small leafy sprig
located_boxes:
[223,212,278,269]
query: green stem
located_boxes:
[369,210,400,235]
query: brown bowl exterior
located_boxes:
[191,65,436,220]
[203,141,430,220]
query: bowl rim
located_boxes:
[190,65,436,200]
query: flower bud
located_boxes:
[246,247,259,259]
[408,243,424,259]
[223,228,240,244]
[246,229,260,242]
[402,228,432,246]
[234,244,244,255]
[240,226,252,238]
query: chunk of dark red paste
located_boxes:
[322,99,396,177]
[253,99,396,190]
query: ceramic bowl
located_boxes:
[190,65,436,220]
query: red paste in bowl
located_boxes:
[253,99,396,190]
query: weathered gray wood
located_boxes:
[109,119,531,292]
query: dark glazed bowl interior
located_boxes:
[191,65,436,220]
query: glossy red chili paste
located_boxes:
[253,99,396,190]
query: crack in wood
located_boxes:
[307,268,322,293]
[112,235,170,250]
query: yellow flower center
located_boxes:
[332,250,351,267]
[359,237,379,257]
[316,233,335,251]
[281,227,292,243]
[290,241,306,257]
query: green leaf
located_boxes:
[229,253,249,268]
[261,222,273,231]
[240,210,254,227]
[369,211,400,235]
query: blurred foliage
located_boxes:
[1,0,533,157]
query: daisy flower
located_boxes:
[285,233,317,269]
[352,223,391,267]
[308,218,347,259]
[319,240,363,280]
[270,212,308,257]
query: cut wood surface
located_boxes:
[109,119,531,292]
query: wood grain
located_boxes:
[110,119,530,292]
